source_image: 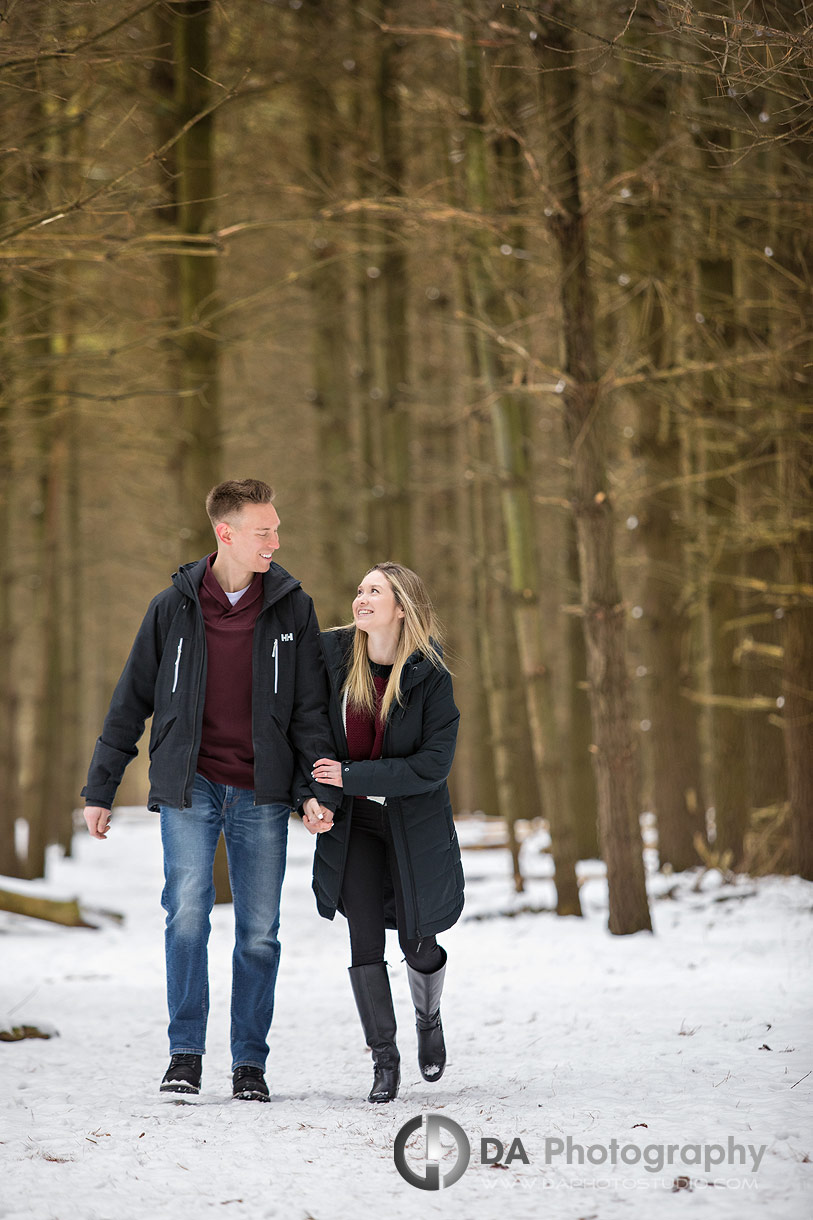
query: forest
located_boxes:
[1,0,811,936]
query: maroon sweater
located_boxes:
[196,555,263,789]
[345,663,391,807]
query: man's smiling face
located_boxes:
[216,502,281,575]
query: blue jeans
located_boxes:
[160,774,289,1071]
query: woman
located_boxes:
[307,563,464,1103]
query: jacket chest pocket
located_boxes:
[264,632,294,718]
[171,638,184,694]
[271,633,294,693]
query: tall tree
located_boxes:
[298,0,358,624]
[369,1,412,563]
[565,518,600,862]
[775,129,813,881]
[458,9,581,917]
[531,4,651,932]
[171,0,221,558]
[618,40,706,870]
[781,409,813,881]
[13,1,64,877]
[0,118,20,875]
[469,421,530,891]
[167,1,231,901]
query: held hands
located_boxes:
[312,758,343,789]
[304,758,341,833]
[84,806,112,840]
[302,796,334,835]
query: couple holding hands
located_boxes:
[83,479,464,1105]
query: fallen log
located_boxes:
[0,888,98,928]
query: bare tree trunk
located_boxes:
[0,438,18,874]
[172,0,221,559]
[61,366,83,854]
[0,96,21,872]
[458,10,581,917]
[737,137,787,819]
[781,475,813,880]
[469,418,526,890]
[348,4,386,561]
[168,1,229,901]
[300,0,357,623]
[619,50,706,871]
[150,4,184,559]
[532,6,651,933]
[371,1,411,563]
[15,9,60,878]
[776,188,813,879]
[53,33,85,853]
[694,257,749,866]
[739,525,787,814]
[565,521,600,861]
[444,109,501,821]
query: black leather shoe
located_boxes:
[233,1065,270,1102]
[160,1053,202,1095]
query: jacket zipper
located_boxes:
[321,638,423,933]
[381,708,423,939]
[251,605,280,804]
[174,573,298,809]
[172,638,184,694]
[321,645,354,891]
[181,608,205,808]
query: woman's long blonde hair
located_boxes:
[342,562,447,722]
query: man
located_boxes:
[83,479,335,1102]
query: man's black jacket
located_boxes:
[82,556,337,813]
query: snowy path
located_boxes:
[1,811,811,1220]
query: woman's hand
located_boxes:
[312,758,343,788]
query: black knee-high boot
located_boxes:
[406,948,447,1081]
[348,963,400,1103]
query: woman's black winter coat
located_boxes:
[312,628,465,941]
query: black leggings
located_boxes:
[341,800,444,974]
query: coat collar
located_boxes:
[172,554,300,609]
[319,626,443,691]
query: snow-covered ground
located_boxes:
[1,810,811,1220]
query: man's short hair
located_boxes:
[205,479,275,526]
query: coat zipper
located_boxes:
[381,707,423,939]
[321,643,354,891]
[321,638,423,934]
[175,574,298,809]
[251,605,281,804]
[181,609,205,808]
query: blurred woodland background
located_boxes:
[1,0,811,934]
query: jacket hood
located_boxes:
[320,625,444,691]
[172,555,301,608]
